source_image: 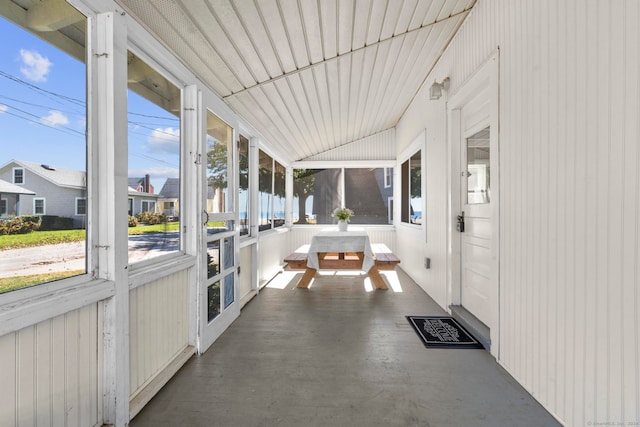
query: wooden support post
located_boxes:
[297,268,317,288]
[367,267,388,290]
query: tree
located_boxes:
[207,140,229,213]
[293,169,315,224]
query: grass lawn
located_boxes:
[0,270,85,293]
[0,222,190,250]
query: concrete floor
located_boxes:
[131,268,561,427]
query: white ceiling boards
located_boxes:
[117,0,475,161]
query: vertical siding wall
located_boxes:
[0,304,101,427]
[396,0,640,425]
[129,269,190,398]
[258,231,290,286]
[304,128,396,161]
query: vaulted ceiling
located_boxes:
[118,0,476,161]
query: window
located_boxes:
[401,150,422,224]
[0,9,88,293]
[344,168,393,224]
[127,50,181,263]
[258,150,285,231]
[33,198,46,215]
[75,198,87,215]
[384,167,392,188]
[292,167,393,225]
[141,200,156,213]
[0,198,6,215]
[238,135,250,236]
[12,168,24,184]
[128,198,133,216]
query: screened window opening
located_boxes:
[0,9,88,293]
[401,151,422,225]
[292,168,393,225]
[238,135,250,236]
[127,51,181,263]
[258,150,285,231]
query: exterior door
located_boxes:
[460,120,493,326]
[199,108,240,352]
[448,52,500,354]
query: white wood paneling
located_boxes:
[0,304,100,427]
[396,0,640,425]
[129,269,190,398]
[305,128,396,161]
[118,0,474,162]
[257,230,290,286]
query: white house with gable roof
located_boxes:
[0,159,87,228]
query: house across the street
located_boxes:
[0,160,87,228]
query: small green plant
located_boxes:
[332,207,355,222]
[135,211,167,225]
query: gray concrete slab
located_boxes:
[131,269,560,427]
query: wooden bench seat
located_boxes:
[283,244,400,271]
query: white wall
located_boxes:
[0,304,101,427]
[395,0,640,425]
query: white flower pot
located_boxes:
[338,220,348,231]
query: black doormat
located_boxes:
[406,316,484,349]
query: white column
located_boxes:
[94,11,130,427]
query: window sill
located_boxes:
[0,276,115,336]
[128,253,196,290]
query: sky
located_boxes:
[0,16,180,191]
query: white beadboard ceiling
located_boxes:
[117,0,476,161]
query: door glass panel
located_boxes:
[207,240,220,279]
[466,127,490,204]
[206,111,232,216]
[409,151,422,224]
[207,281,220,322]
[223,273,234,308]
[223,237,234,270]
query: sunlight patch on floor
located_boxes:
[266,271,298,289]
[381,271,403,292]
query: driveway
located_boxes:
[1,232,181,277]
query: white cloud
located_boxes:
[147,127,180,154]
[0,104,7,113]
[40,110,69,127]
[19,49,53,82]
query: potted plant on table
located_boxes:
[332,207,354,231]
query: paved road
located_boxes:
[1,232,180,277]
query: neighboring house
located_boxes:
[0,160,87,228]
[158,178,179,219]
[0,178,36,217]
[127,174,159,216]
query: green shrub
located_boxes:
[128,216,139,227]
[0,216,41,235]
[135,211,167,225]
[40,215,75,230]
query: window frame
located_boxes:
[13,167,24,185]
[289,160,396,227]
[398,130,426,231]
[75,197,87,216]
[0,198,7,216]
[33,198,46,215]
[141,200,156,213]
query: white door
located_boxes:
[460,120,493,326]
[448,52,500,354]
[199,107,240,352]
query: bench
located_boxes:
[284,243,400,289]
